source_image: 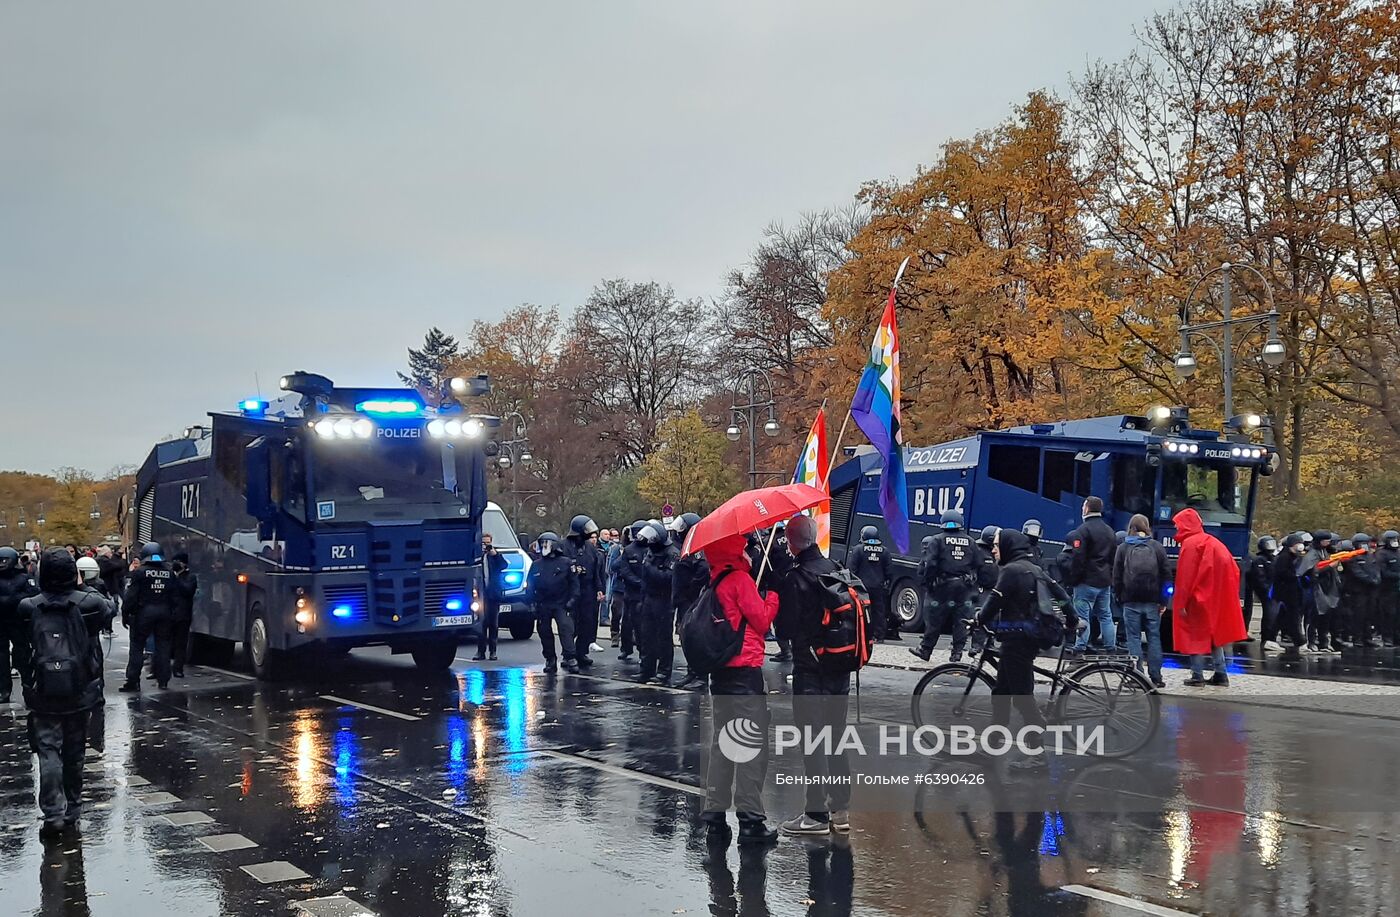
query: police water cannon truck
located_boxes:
[826,409,1276,632]
[133,371,502,678]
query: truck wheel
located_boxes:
[509,618,535,640]
[411,642,459,672]
[894,580,924,633]
[245,604,285,680]
[188,632,236,668]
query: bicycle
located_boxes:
[910,628,1160,758]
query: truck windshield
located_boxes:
[1161,460,1250,525]
[311,438,475,522]
[482,508,520,548]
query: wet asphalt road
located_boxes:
[4,632,1400,916]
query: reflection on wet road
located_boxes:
[2,634,1400,916]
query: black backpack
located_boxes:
[30,597,95,701]
[1121,540,1160,595]
[812,566,874,674]
[679,570,745,675]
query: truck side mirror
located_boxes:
[245,437,274,530]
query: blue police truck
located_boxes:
[826,411,1277,631]
[133,371,498,678]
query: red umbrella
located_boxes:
[682,483,830,556]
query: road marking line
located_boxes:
[567,671,692,694]
[536,750,704,796]
[319,695,421,721]
[1061,885,1199,916]
[196,665,256,681]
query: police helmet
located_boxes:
[569,515,599,538]
[860,525,879,543]
[1384,530,1400,546]
[1300,531,1313,546]
[0,546,17,572]
[920,535,935,551]
[1336,539,1354,553]
[1282,532,1305,549]
[1021,519,1043,540]
[536,531,562,554]
[76,555,101,583]
[1353,533,1373,547]
[140,542,164,561]
[669,512,702,537]
[1311,530,1332,545]
[940,510,964,530]
[978,525,998,546]
[639,523,667,546]
[1257,536,1278,554]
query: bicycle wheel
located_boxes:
[911,663,996,729]
[1052,662,1159,758]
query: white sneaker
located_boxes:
[1262,641,1283,652]
[590,642,605,653]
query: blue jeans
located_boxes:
[1121,602,1162,680]
[1073,585,1115,650]
[1190,646,1226,679]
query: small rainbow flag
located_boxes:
[792,406,831,554]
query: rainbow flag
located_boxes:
[849,258,911,552]
[792,406,831,554]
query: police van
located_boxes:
[826,411,1275,631]
[481,501,536,639]
[133,371,499,678]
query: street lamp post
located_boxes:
[1173,261,1287,426]
[90,492,102,522]
[495,411,535,521]
[726,368,780,490]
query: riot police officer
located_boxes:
[526,532,579,674]
[668,513,709,689]
[910,510,978,663]
[0,546,39,704]
[120,542,177,691]
[1247,536,1281,650]
[1379,531,1400,646]
[637,523,679,685]
[564,515,606,668]
[1021,519,1044,566]
[1345,533,1382,647]
[971,525,1001,652]
[618,520,649,662]
[849,525,896,641]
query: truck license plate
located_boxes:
[431,614,475,627]
[499,604,511,614]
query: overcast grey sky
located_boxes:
[1,0,1161,475]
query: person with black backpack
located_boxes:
[669,513,710,691]
[695,533,781,847]
[0,546,40,705]
[20,549,112,838]
[775,514,852,837]
[1112,514,1170,688]
[975,529,1076,770]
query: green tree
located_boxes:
[638,411,740,515]
[398,327,461,396]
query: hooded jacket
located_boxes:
[979,529,1072,633]
[704,535,779,668]
[1170,509,1246,654]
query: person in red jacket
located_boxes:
[1172,508,1246,687]
[700,533,781,847]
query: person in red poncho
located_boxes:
[699,533,781,847]
[1172,508,1246,686]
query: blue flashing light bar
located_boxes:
[332,604,354,619]
[356,399,421,415]
[502,571,524,588]
[240,399,269,415]
[444,598,464,612]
